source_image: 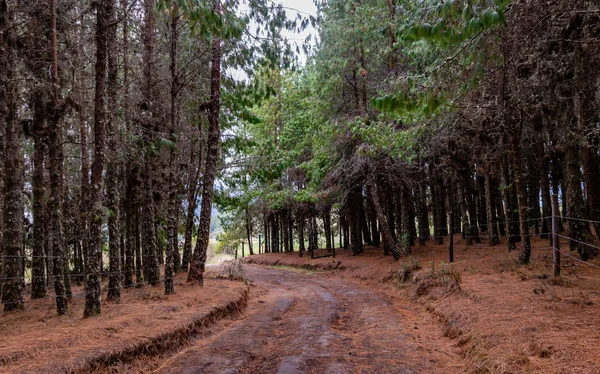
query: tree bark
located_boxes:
[31,96,47,299]
[565,144,593,260]
[368,177,400,261]
[323,206,332,251]
[416,178,430,245]
[511,134,531,264]
[139,0,161,286]
[124,178,135,287]
[49,0,68,315]
[1,0,24,310]
[106,0,121,302]
[85,0,112,317]
[484,169,499,246]
[188,2,222,283]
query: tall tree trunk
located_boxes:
[121,0,133,286]
[31,97,47,299]
[49,0,68,315]
[106,0,121,302]
[85,0,111,318]
[0,4,4,299]
[139,0,161,286]
[78,48,90,289]
[188,1,221,283]
[1,0,24,310]
[164,0,181,295]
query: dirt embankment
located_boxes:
[0,270,249,374]
[245,238,600,374]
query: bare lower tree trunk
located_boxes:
[182,136,202,271]
[172,196,182,272]
[134,202,143,284]
[484,169,499,246]
[246,208,254,255]
[78,62,90,289]
[511,135,531,264]
[323,206,332,251]
[348,189,363,255]
[31,97,47,299]
[165,192,176,294]
[416,178,429,245]
[141,163,160,285]
[282,208,290,252]
[188,1,221,284]
[182,188,196,271]
[565,144,593,260]
[298,214,305,256]
[124,178,135,287]
[368,176,400,261]
[538,142,552,240]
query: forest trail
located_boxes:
[152,265,462,374]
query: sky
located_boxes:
[238,0,319,66]
[278,0,319,64]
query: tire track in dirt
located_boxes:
[153,265,459,374]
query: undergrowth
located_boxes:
[219,259,249,283]
[414,261,462,297]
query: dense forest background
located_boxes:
[1,0,599,317]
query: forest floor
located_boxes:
[245,236,600,374]
[3,237,599,374]
[0,270,249,374]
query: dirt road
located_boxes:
[153,265,461,374]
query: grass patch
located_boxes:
[414,262,462,297]
[382,257,421,286]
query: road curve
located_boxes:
[153,265,458,374]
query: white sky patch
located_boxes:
[228,0,318,81]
